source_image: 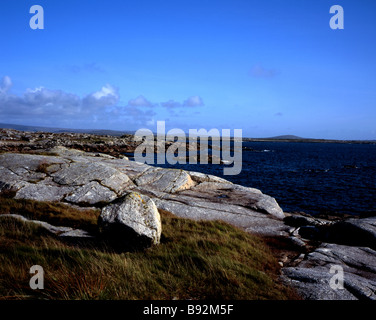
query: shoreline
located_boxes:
[1,123,375,144]
[1,128,376,300]
[1,127,375,219]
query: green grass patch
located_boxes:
[0,198,299,300]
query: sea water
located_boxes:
[132,141,376,217]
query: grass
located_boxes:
[0,195,299,300]
[0,192,100,234]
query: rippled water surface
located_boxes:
[140,141,376,216]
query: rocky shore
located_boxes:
[0,128,137,158]
[0,128,375,300]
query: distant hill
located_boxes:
[0,123,134,137]
[243,134,376,144]
[267,135,306,140]
[1,123,375,144]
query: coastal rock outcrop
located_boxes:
[98,192,162,249]
[282,213,376,300]
[282,243,376,300]
[327,217,376,250]
[0,147,287,239]
[1,144,375,300]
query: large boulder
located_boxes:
[98,192,162,249]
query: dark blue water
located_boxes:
[131,142,376,216]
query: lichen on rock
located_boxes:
[98,192,162,249]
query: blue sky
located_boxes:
[0,0,375,139]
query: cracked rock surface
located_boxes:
[0,147,286,236]
[282,243,376,300]
[282,214,376,300]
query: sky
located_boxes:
[0,0,375,139]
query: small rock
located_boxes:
[288,236,307,248]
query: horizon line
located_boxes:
[0,122,375,142]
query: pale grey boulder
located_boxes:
[98,192,162,249]
[250,193,285,219]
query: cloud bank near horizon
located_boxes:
[0,76,204,129]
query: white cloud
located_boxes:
[0,77,120,123]
[1,86,81,118]
[0,76,204,129]
[83,84,119,109]
[128,95,153,107]
[92,84,117,100]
